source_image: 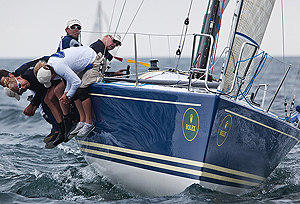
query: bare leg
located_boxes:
[54,81,70,115]
[82,97,93,124]
[74,99,86,122]
[44,86,63,124]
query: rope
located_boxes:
[217,51,266,96]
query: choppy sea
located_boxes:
[1,57,300,203]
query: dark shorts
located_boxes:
[73,87,90,101]
[52,79,62,87]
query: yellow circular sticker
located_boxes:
[182,108,199,141]
[217,114,232,146]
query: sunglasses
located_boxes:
[109,35,121,46]
[69,25,81,30]
[113,39,121,46]
[15,78,23,93]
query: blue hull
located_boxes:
[76,82,300,195]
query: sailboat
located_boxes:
[76,0,300,196]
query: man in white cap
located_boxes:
[57,19,82,52]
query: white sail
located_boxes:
[221,0,276,96]
[88,0,104,44]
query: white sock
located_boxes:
[85,123,93,127]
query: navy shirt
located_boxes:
[57,35,81,52]
[13,56,50,76]
[89,39,113,61]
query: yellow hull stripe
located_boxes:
[225,109,298,141]
[77,140,265,184]
[89,93,202,107]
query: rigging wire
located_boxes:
[108,0,117,35]
[176,0,193,54]
[114,0,145,56]
[113,0,127,37]
[280,0,286,66]
[167,36,172,68]
[148,35,153,59]
[175,0,194,70]
[280,0,288,117]
[102,0,117,59]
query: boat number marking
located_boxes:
[217,114,232,146]
[182,108,199,141]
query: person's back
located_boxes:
[50,46,96,73]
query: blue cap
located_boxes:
[296,105,300,112]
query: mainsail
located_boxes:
[88,0,104,44]
[220,0,275,96]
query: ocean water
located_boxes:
[1,57,300,203]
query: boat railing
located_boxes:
[188,33,215,92]
[249,84,269,108]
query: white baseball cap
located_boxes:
[36,68,52,88]
[67,19,81,27]
[113,34,122,46]
[4,87,20,101]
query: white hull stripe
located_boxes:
[77,140,265,185]
[225,109,298,141]
[90,93,202,107]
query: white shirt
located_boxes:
[48,46,97,97]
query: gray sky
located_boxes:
[0,0,299,60]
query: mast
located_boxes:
[194,0,221,70]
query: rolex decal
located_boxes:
[182,108,199,141]
[217,114,232,146]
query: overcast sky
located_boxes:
[0,0,299,60]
